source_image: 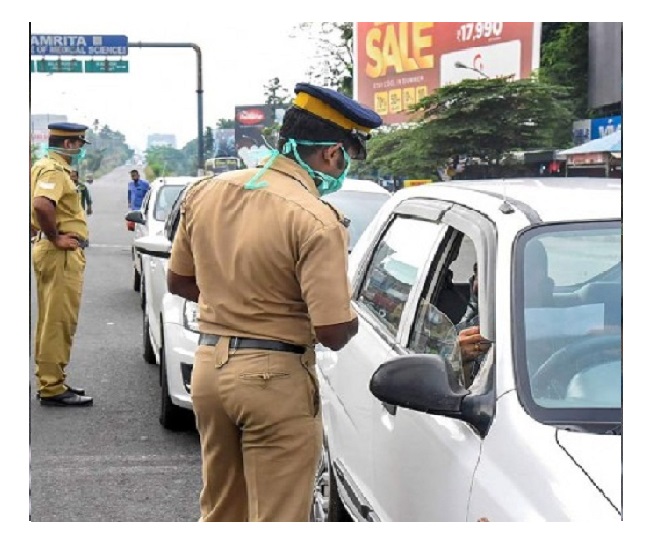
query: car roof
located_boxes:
[151,176,197,187]
[337,178,391,194]
[395,177,621,222]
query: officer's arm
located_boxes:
[167,270,199,303]
[32,196,59,241]
[315,318,358,351]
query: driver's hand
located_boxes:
[459,326,491,361]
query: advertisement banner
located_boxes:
[234,105,288,167]
[355,22,541,125]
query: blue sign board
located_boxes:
[572,115,622,145]
[30,34,128,56]
[591,115,621,139]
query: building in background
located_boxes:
[31,113,67,158]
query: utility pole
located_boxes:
[128,41,204,175]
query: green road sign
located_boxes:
[35,59,83,73]
[30,60,35,72]
[84,60,129,73]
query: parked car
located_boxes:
[134,177,390,431]
[311,177,622,522]
[125,176,195,304]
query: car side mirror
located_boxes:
[125,210,145,224]
[369,354,469,416]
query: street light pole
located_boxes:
[128,41,204,175]
[454,60,488,79]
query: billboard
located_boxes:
[234,104,288,167]
[355,22,542,125]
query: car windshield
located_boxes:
[154,185,185,221]
[322,190,390,249]
[514,221,621,430]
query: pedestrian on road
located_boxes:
[30,122,94,407]
[70,169,93,215]
[127,169,150,210]
[167,82,382,521]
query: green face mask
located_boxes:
[282,139,350,196]
[47,146,87,166]
[243,138,351,195]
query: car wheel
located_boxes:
[133,267,141,292]
[310,445,330,522]
[310,439,352,522]
[140,276,146,311]
[143,309,156,365]
[327,458,352,521]
[159,341,190,431]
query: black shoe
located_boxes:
[40,390,93,407]
[36,385,85,399]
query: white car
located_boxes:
[125,176,195,304]
[135,177,390,431]
[312,177,621,522]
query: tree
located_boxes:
[352,75,572,180]
[204,126,215,159]
[264,77,290,105]
[216,118,235,129]
[539,23,589,120]
[298,22,353,96]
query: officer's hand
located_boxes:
[87,206,93,216]
[54,233,80,251]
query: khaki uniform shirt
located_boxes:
[30,152,88,240]
[169,155,356,346]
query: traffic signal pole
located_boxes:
[128,41,204,174]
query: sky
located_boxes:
[30,18,323,151]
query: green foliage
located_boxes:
[539,23,589,119]
[353,76,572,179]
[80,124,133,180]
[145,145,191,178]
[216,118,235,129]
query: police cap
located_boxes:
[293,83,382,134]
[48,122,91,144]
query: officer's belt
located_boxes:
[198,333,305,354]
[33,231,89,249]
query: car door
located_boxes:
[322,201,448,520]
[370,203,497,521]
[134,188,154,278]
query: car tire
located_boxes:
[143,309,156,365]
[140,276,146,311]
[133,267,141,292]
[159,341,190,431]
[310,439,352,522]
[328,458,352,522]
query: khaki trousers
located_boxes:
[191,336,322,522]
[32,242,85,397]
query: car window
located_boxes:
[322,190,390,250]
[141,189,152,215]
[410,230,479,387]
[515,222,621,422]
[153,185,185,222]
[356,217,444,338]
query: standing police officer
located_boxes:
[167,83,382,521]
[31,122,93,407]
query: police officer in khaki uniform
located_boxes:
[168,83,382,521]
[31,122,93,407]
